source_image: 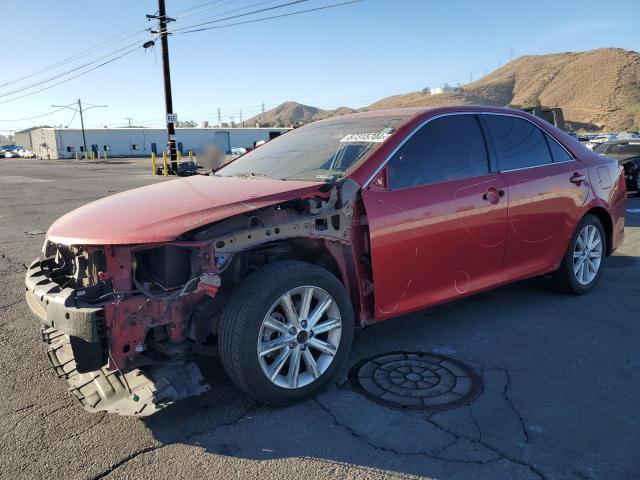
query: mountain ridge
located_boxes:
[247,48,640,131]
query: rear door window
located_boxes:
[387,114,490,190]
[484,115,553,171]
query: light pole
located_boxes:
[52,100,107,159]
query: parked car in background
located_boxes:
[1,145,24,158]
[18,148,36,158]
[231,147,247,159]
[594,139,640,192]
[176,160,198,176]
[586,134,618,150]
[25,106,626,416]
[616,131,640,140]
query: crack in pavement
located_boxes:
[313,397,503,467]
[90,403,261,479]
[0,298,23,309]
[318,362,546,479]
[425,410,545,480]
[493,367,530,443]
[0,251,28,272]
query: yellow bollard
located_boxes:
[188,151,193,162]
[103,149,108,161]
[177,151,182,163]
[163,152,168,176]
[151,152,157,175]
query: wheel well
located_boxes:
[228,238,343,286]
[586,207,613,256]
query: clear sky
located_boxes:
[0,0,638,133]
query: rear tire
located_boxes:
[218,260,354,405]
[552,214,606,295]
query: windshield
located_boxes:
[595,142,640,155]
[216,115,411,182]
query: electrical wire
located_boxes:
[66,108,78,128]
[172,0,310,32]
[0,28,150,89]
[174,0,242,18]
[0,106,72,122]
[0,46,141,105]
[175,0,363,34]
[0,38,149,98]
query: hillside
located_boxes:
[247,101,356,126]
[251,48,640,131]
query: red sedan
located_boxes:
[26,106,626,415]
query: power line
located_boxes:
[0,39,149,98]
[172,0,311,32]
[174,0,242,18]
[0,46,140,105]
[0,105,73,122]
[0,28,150,89]
[175,0,364,35]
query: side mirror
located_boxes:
[368,166,388,192]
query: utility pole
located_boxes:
[52,99,107,159]
[124,117,133,127]
[217,108,222,127]
[78,99,87,157]
[148,0,177,172]
[262,102,265,114]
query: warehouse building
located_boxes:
[15,127,290,159]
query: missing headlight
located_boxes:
[135,246,193,291]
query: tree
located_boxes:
[422,87,431,94]
[176,120,197,128]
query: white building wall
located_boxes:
[21,127,289,159]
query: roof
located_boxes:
[317,105,536,122]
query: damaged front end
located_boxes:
[26,241,214,416]
[25,182,371,416]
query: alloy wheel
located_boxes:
[573,224,603,285]
[257,286,342,389]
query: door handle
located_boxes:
[482,188,505,204]
[570,173,586,185]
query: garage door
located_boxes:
[214,132,231,154]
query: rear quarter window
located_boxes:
[545,135,573,163]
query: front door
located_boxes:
[481,114,589,281]
[362,114,508,320]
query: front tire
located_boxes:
[552,214,606,294]
[218,260,354,405]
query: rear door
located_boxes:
[481,113,589,281]
[362,113,508,319]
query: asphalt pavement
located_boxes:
[1,157,639,480]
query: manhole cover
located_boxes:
[349,352,482,411]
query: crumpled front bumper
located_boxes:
[25,258,106,371]
[25,257,210,416]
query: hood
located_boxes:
[47,175,324,245]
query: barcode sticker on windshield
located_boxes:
[340,133,391,143]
